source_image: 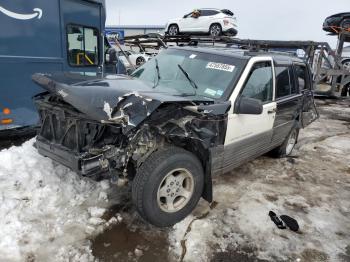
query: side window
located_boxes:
[276,67,290,98]
[200,10,219,16]
[241,61,273,103]
[67,25,99,67]
[294,65,310,91]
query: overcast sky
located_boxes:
[105,0,350,48]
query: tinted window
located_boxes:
[294,65,310,90]
[241,61,273,103]
[67,25,99,66]
[276,66,291,98]
[221,9,234,16]
[200,10,219,16]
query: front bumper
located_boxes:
[36,137,107,176]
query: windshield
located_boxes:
[131,48,245,99]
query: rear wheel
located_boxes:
[209,24,222,37]
[132,146,204,227]
[168,24,179,36]
[270,126,299,158]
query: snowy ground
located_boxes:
[0,98,349,262]
[0,141,124,261]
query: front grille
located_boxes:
[36,98,123,153]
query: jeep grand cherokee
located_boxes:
[32,47,318,227]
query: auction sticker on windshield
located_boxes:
[206,62,235,72]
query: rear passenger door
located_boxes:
[294,64,319,127]
[197,10,219,31]
[271,65,303,146]
[223,58,276,172]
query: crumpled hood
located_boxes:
[32,73,216,132]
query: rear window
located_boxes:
[221,9,234,16]
[294,64,310,90]
[275,66,297,98]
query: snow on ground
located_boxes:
[168,100,350,262]
[0,140,122,262]
[0,99,349,262]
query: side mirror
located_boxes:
[235,97,263,114]
[105,48,117,64]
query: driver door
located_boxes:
[222,58,277,172]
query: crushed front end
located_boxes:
[32,73,231,196]
[35,94,129,179]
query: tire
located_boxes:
[168,24,179,36]
[132,146,204,227]
[209,24,222,37]
[340,19,350,31]
[135,56,145,66]
[270,125,299,158]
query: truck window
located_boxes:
[67,25,99,66]
[294,64,310,90]
[241,61,273,103]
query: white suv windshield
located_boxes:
[131,49,245,99]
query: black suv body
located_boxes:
[33,46,318,226]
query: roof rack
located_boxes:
[122,31,350,97]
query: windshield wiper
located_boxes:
[153,58,161,88]
[177,64,198,95]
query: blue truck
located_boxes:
[0,0,116,137]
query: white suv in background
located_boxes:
[165,8,237,37]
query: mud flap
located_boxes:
[301,90,319,128]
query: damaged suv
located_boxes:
[33,47,318,227]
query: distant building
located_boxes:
[105,25,164,41]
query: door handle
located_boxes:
[268,108,276,114]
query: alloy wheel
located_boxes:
[157,168,194,213]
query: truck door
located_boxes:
[223,57,277,172]
[294,64,319,127]
[62,0,104,73]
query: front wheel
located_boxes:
[132,146,204,227]
[168,24,179,36]
[209,24,222,37]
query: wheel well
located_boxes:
[167,23,178,32]
[341,58,350,64]
[210,23,222,29]
[169,138,213,203]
